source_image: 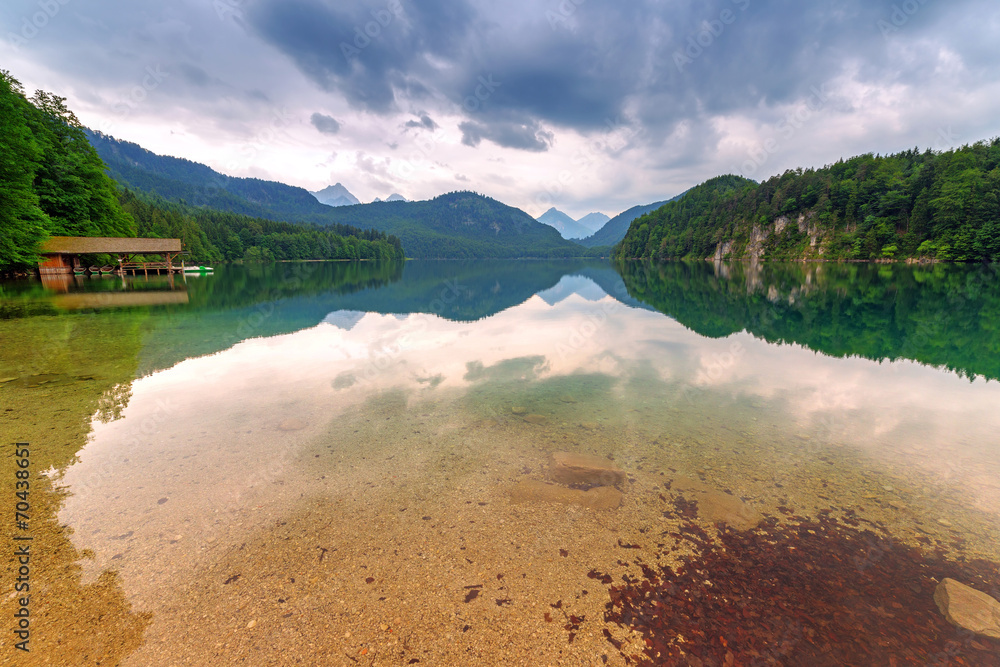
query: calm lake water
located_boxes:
[2,260,999,666]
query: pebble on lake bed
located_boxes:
[933,578,1000,639]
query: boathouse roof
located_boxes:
[41,236,183,254]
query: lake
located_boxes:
[2,260,999,665]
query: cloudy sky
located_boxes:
[3,0,1000,218]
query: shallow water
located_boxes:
[2,260,999,665]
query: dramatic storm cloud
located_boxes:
[3,0,999,216]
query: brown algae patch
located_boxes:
[589,512,1000,666]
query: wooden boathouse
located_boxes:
[38,236,184,276]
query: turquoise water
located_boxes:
[2,260,999,665]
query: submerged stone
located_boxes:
[551,451,626,487]
[523,414,548,425]
[509,479,621,510]
[511,406,527,415]
[934,578,1000,639]
[669,475,763,530]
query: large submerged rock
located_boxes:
[934,578,1000,639]
[669,475,763,530]
[551,452,626,487]
[509,480,622,510]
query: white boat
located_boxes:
[183,265,214,273]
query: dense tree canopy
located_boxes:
[1,69,134,268]
[616,142,1000,263]
[0,73,47,267]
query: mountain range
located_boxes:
[311,183,360,207]
[536,208,609,240]
[85,130,605,258]
[84,129,687,258]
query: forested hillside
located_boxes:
[0,70,404,269]
[579,195,684,248]
[616,142,1000,262]
[1,69,134,267]
[316,192,595,258]
[119,190,404,263]
[87,131,594,258]
[86,129,335,221]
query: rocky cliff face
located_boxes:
[711,210,829,261]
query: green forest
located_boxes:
[0,70,134,267]
[616,141,1000,262]
[0,70,404,270]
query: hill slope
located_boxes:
[320,192,588,258]
[576,212,611,233]
[86,131,590,258]
[578,195,683,248]
[616,141,1000,262]
[86,129,341,221]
